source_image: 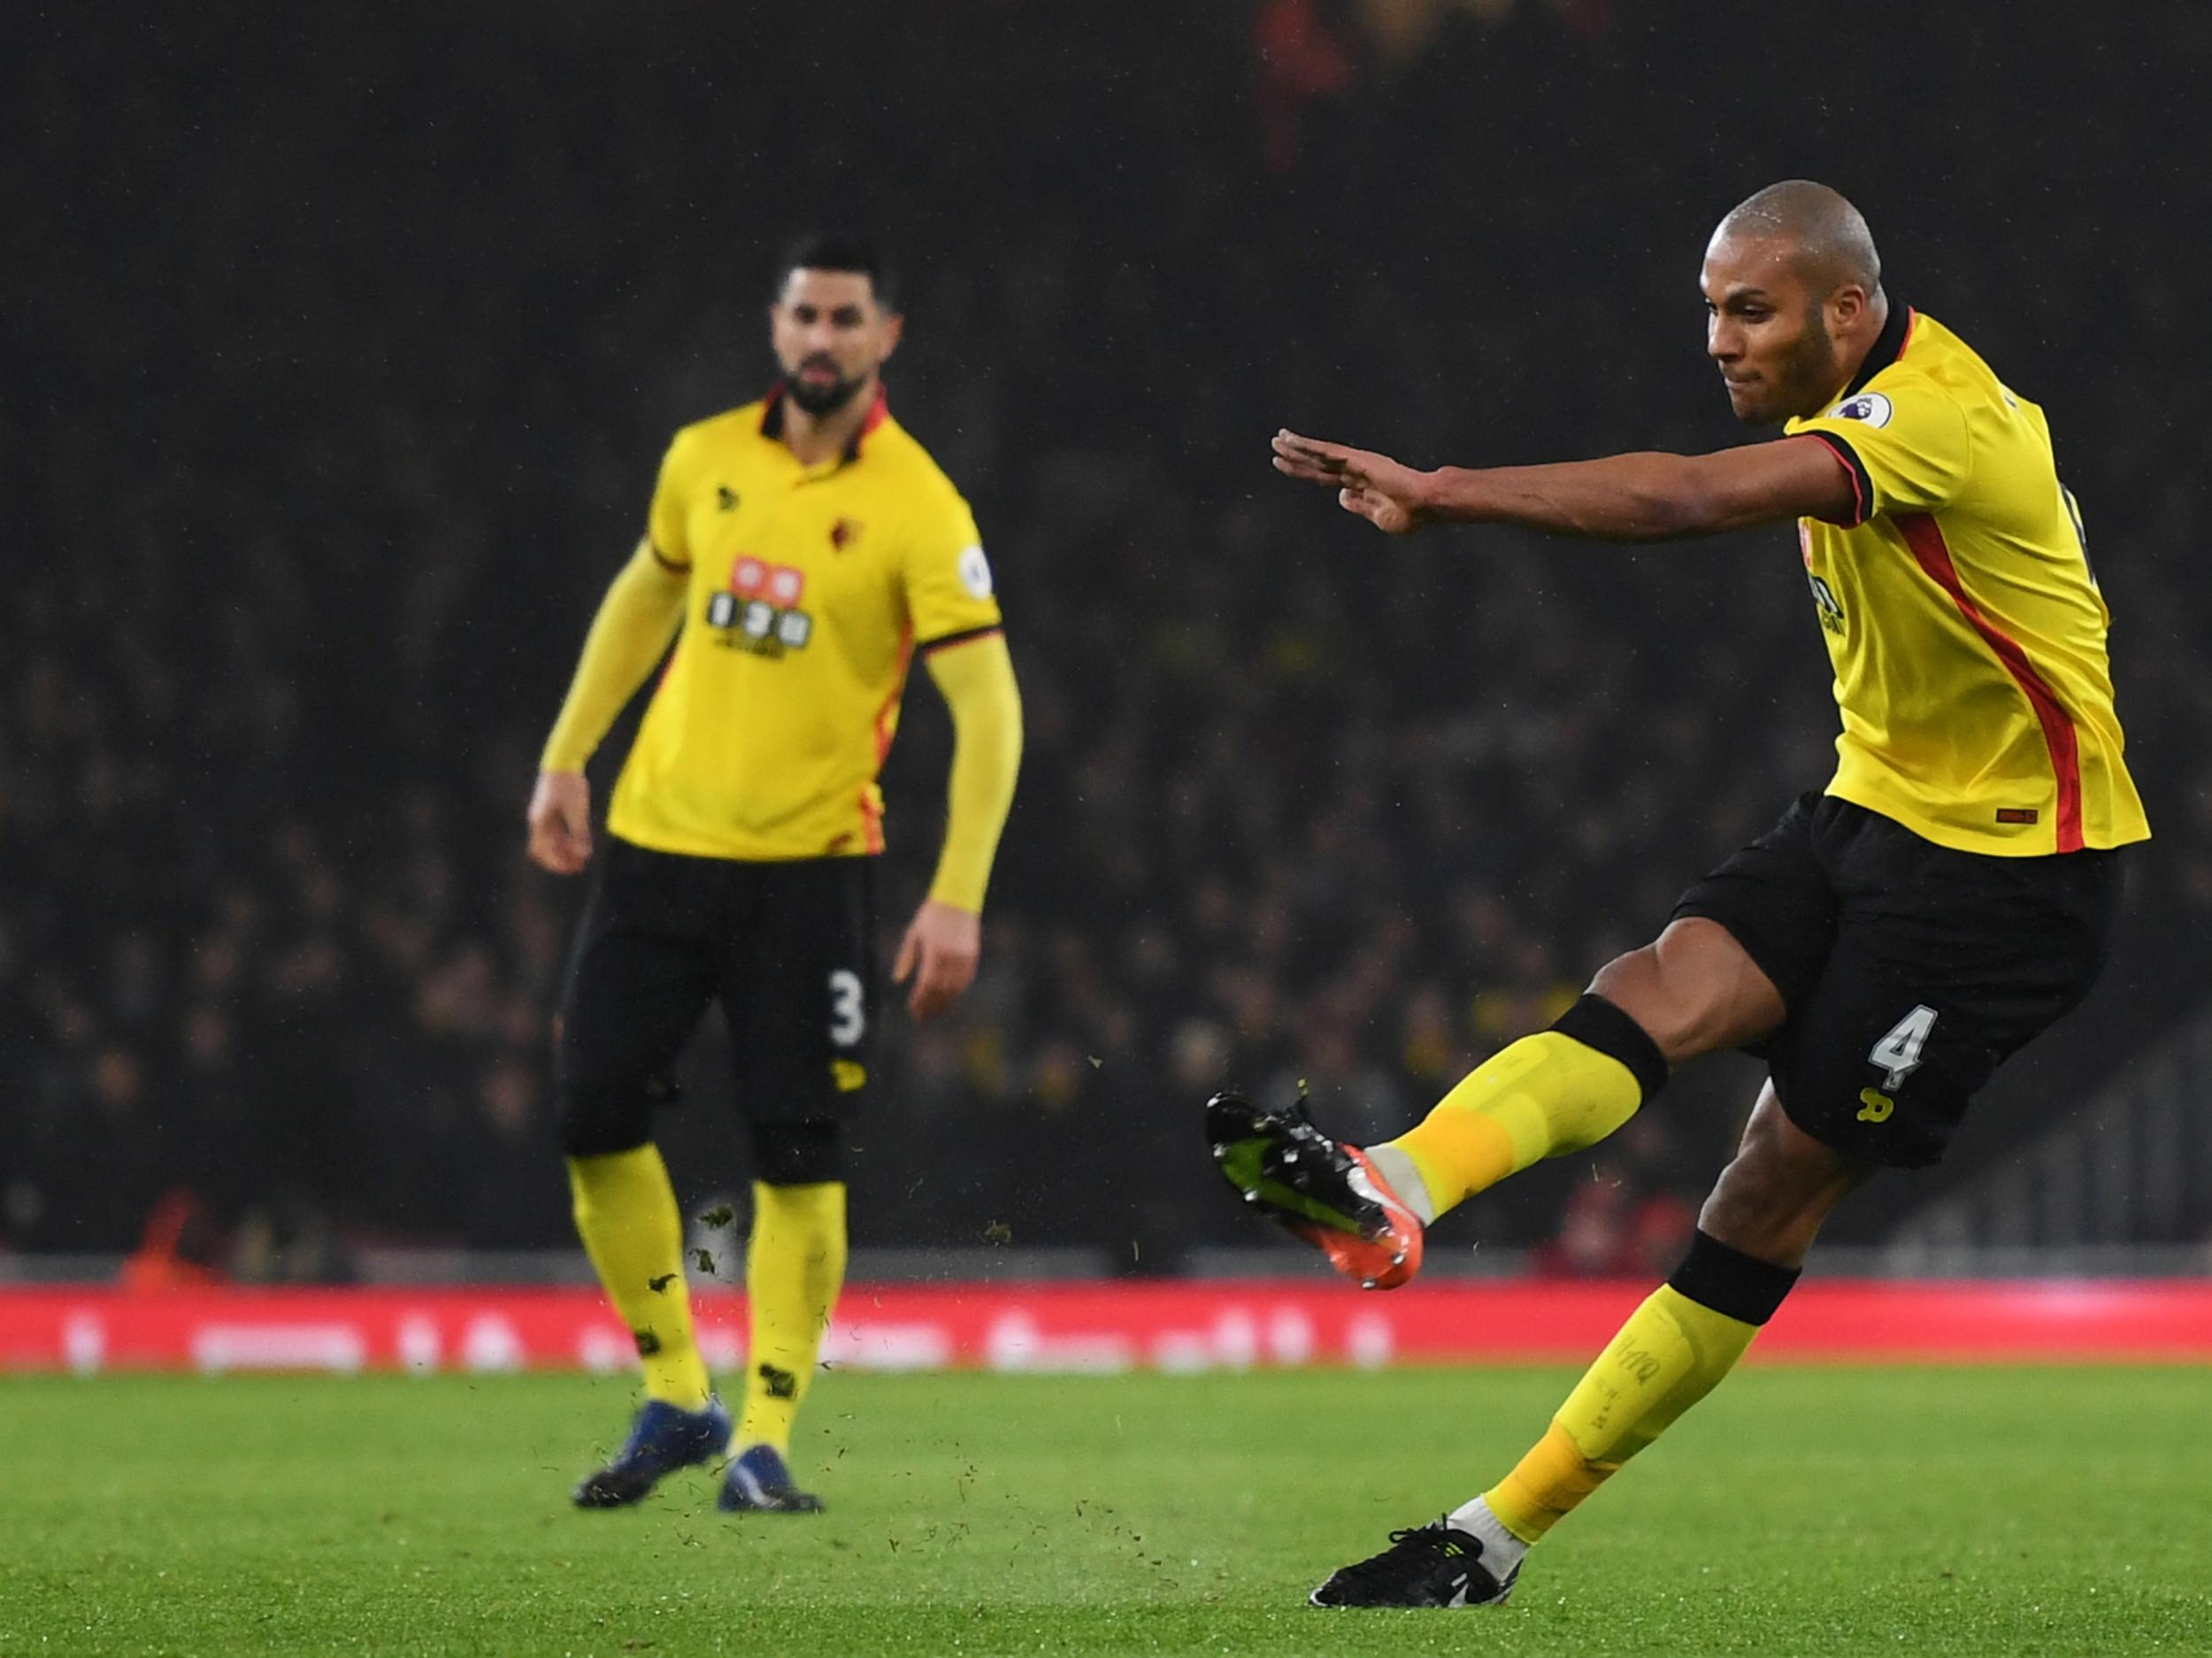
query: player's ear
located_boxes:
[878,310,905,363]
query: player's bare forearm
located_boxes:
[1416,453,1748,541]
[1273,430,1852,542]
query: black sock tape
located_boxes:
[1549,993,1669,1101]
[1666,1228,1801,1326]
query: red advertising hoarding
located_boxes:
[5,1279,2211,1374]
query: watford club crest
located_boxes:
[828,518,862,551]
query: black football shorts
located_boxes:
[556,838,876,1156]
[1672,791,2122,1167]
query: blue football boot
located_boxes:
[571,1397,732,1508]
[717,1443,825,1514]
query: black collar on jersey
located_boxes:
[757,380,891,464]
[1840,302,1914,399]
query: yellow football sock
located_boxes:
[1486,1284,1761,1542]
[1386,1028,1647,1220]
[737,1180,848,1454]
[567,1145,711,1410]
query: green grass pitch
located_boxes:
[4,1366,2209,1656]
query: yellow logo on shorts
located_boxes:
[1856,1088,1894,1123]
[831,1060,867,1093]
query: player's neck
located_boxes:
[1819,294,1893,410]
[781,377,878,468]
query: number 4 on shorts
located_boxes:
[1869,1003,1938,1092]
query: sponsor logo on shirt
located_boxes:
[706,555,813,656]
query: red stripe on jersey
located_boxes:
[854,623,915,856]
[875,626,915,765]
[1898,514,2084,852]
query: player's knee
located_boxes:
[753,1119,844,1186]
[1589,919,1782,1065]
[556,1069,664,1160]
[1696,1114,1861,1267]
[1587,945,1696,1063]
[1696,1167,1823,1265]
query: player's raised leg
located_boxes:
[1313,1086,1869,1607]
[1205,1088,1432,1288]
[1210,918,1781,1287]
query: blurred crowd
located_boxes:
[6,2,2208,1276]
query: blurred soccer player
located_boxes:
[529,237,1021,1514]
[1214,180,2146,1606]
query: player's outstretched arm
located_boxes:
[526,538,687,874]
[1271,429,1854,541]
[895,632,1022,1019]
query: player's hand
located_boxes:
[526,771,594,874]
[1271,429,1430,534]
[893,900,981,1021]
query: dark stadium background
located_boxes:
[5,0,2208,1284]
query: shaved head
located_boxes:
[1701,180,1890,424]
[1714,180,1881,296]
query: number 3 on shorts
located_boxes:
[1869,1003,1938,1092]
[828,968,866,1048]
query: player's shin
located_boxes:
[568,1145,713,1410]
[1379,994,1669,1221]
[737,1180,849,1454]
[1480,1230,1798,1547]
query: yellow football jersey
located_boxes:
[606,385,1003,861]
[1784,308,2147,856]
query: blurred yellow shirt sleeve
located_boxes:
[920,631,1022,912]
[539,540,687,773]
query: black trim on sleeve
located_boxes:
[1802,431,1874,527]
[918,624,1004,656]
[1840,302,1912,399]
[648,541,689,574]
[1549,993,1669,1102]
[1667,1228,1801,1326]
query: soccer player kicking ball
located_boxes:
[529,238,1021,1515]
[1211,180,2146,1608]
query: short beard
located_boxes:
[1781,307,1843,418]
[785,372,865,417]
